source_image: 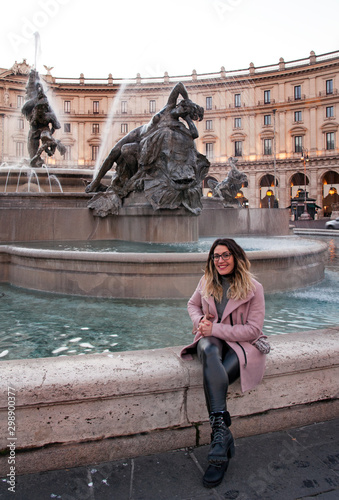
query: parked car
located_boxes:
[325,217,339,229]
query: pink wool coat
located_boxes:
[180,277,266,392]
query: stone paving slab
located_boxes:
[0,419,338,500]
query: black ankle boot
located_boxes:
[208,411,235,464]
[203,461,229,488]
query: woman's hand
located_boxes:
[198,315,214,337]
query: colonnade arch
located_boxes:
[203,167,339,214]
[259,173,278,208]
[321,170,339,216]
[289,171,310,200]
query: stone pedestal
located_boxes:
[0,192,199,244]
[115,191,199,243]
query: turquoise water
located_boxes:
[0,236,337,361]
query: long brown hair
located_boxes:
[202,238,255,301]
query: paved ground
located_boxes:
[1,418,338,500]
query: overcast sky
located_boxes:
[1,0,338,79]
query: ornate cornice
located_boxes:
[210,154,339,172]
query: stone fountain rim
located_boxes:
[0,239,328,263]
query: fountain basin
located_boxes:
[0,238,327,298]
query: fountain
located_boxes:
[0,50,67,194]
[0,161,64,193]
[83,81,209,242]
[0,81,326,294]
[0,69,336,479]
[0,236,336,361]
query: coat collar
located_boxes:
[204,288,255,322]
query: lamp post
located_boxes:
[272,109,278,207]
[299,148,312,220]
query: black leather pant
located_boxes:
[197,336,240,414]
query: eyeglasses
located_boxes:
[213,252,232,261]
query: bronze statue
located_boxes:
[208,158,248,207]
[21,70,66,168]
[86,82,210,216]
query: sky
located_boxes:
[1,0,339,79]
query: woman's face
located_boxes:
[212,244,235,276]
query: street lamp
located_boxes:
[272,109,278,206]
[299,148,312,220]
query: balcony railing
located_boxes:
[50,50,339,87]
[287,94,306,102]
[87,110,106,115]
[319,89,338,97]
[60,109,76,115]
[257,99,276,106]
[229,103,247,109]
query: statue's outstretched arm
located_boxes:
[166,82,189,106]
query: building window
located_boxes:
[235,141,242,156]
[149,100,156,113]
[64,101,71,113]
[294,111,302,122]
[17,95,24,108]
[206,119,213,130]
[264,114,271,125]
[264,90,270,104]
[326,79,333,95]
[92,145,99,161]
[64,123,71,133]
[93,101,99,114]
[264,139,272,155]
[234,117,241,128]
[326,106,334,118]
[326,132,335,150]
[92,123,99,134]
[294,136,303,153]
[121,101,127,113]
[63,145,72,160]
[17,118,24,130]
[206,97,212,110]
[121,123,128,134]
[234,94,241,107]
[16,142,24,157]
[294,85,301,100]
[205,143,214,159]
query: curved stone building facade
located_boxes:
[1,51,339,213]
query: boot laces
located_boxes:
[211,416,227,443]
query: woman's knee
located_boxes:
[198,337,223,359]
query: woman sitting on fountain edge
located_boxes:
[180,238,267,488]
